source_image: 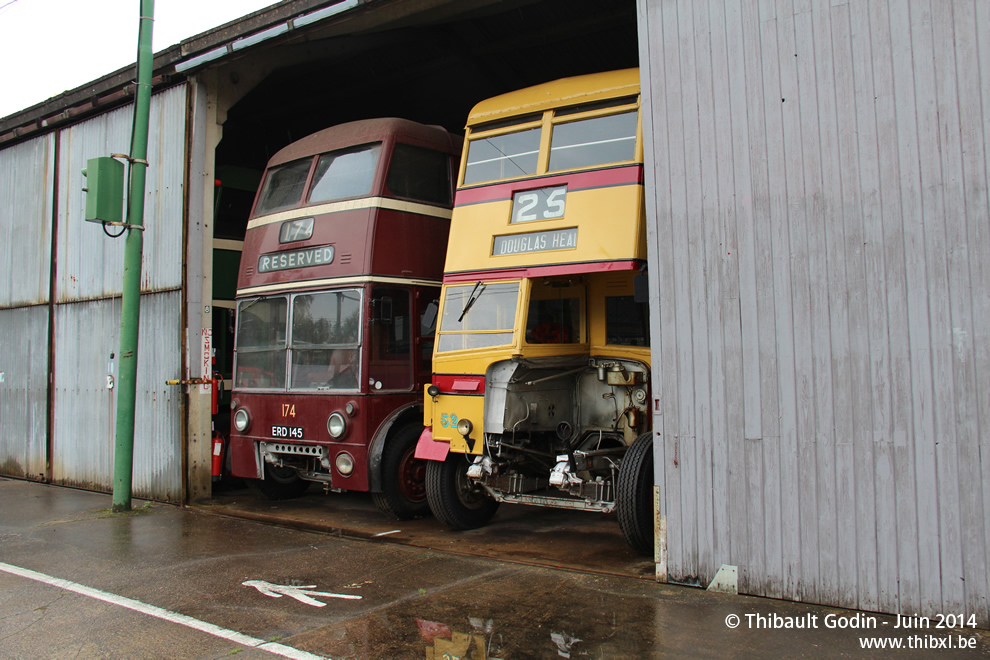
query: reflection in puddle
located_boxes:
[417,617,585,659]
[550,632,583,658]
[418,618,491,659]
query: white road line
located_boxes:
[0,562,327,660]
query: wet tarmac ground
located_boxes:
[1,477,988,659]
[200,479,657,582]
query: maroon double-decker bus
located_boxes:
[229,118,460,519]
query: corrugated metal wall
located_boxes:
[0,306,50,479]
[0,84,188,501]
[56,86,186,300]
[638,0,988,625]
[50,84,187,499]
[52,291,182,499]
[0,135,53,307]
[0,134,53,480]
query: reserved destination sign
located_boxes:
[492,228,577,256]
[258,245,334,273]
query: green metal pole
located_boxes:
[112,0,155,513]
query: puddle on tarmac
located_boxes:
[416,617,590,659]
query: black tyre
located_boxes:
[245,463,310,500]
[616,432,655,556]
[425,452,499,530]
[372,425,430,520]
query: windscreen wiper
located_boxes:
[457,282,487,323]
[238,295,268,315]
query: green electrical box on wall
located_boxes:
[82,156,124,224]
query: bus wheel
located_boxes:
[616,432,655,556]
[372,425,430,520]
[425,453,499,530]
[246,464,310,500]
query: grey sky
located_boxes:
[0,0,275,118]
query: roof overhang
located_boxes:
[0,0,494,147]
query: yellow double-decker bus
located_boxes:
[416,69,654,554]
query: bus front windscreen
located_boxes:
[234,296,289,389]
[437,282,519,352]
[289,289,362,390]
[234,289,363,391]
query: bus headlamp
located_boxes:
[233,408,250,432]
[427,384,439,398]
[456,418,473,437]
[327,412,346,438]
[335,452,354,476]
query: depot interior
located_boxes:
[212,0,639,240]
[209,0,639,411]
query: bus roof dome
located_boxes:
[466,69,640,128]
[268,117,460,167]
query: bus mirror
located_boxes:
[421,301,438,336]
[634,273,649,303]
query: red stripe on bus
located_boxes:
[442,260,644,283]
[433,374,486,394]
[454,165,644,207]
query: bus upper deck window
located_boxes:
[255,159,312,216]
[549,110,638,172]
[387,144,451,205]
[463,128,541,185]
[309,144,382,203]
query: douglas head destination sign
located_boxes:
[492,228,577,256]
